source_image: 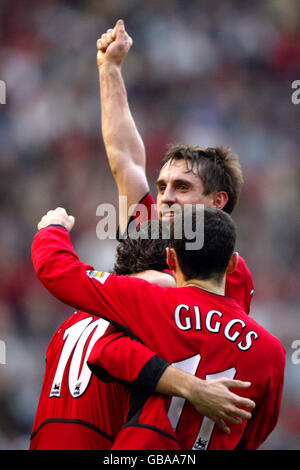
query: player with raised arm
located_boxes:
[32,206,285,450]
[97,19,253,315]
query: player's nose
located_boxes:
[161,185,176,204]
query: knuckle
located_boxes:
[232,395,241,404]
[220,378,229,386]
[226,405,235,415]
[242,399,250,407]
[224,404,233,414]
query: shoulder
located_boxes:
[247,314,286,366]
[139,192,156,207]
[236,255,253,281]
[134,192,158,223]
[129,192,157,219]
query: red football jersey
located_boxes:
[124,192,254,314]
[32,226,285,450]
[30,311,126,450]
[30,310,169,450]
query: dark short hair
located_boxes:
[160,145,243,214]
[113,221,169,275]
[170,206,237,283]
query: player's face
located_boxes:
[156,159,216,220]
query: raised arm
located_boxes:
[97,19,149,233]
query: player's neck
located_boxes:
[182,277,225,296]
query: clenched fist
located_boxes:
[37,207,75,232]
[97,19,133,69]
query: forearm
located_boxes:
[99,63,146,173]
[155,365,203,401]
[130,270,176,288]
[88,324,169,390]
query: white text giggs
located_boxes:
[174,304,258,351]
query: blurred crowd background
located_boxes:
[0,0,300,450]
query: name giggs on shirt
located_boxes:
[174,304,258,351]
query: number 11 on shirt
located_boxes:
[167,355,236,450]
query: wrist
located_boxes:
[98,61,122,73]
[182,374,206,403]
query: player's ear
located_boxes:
[166,247,176,272]
[226,251,239,274]
[213,191,229,211]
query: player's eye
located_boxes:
[176,184,189,191]
[157,184,166,193]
